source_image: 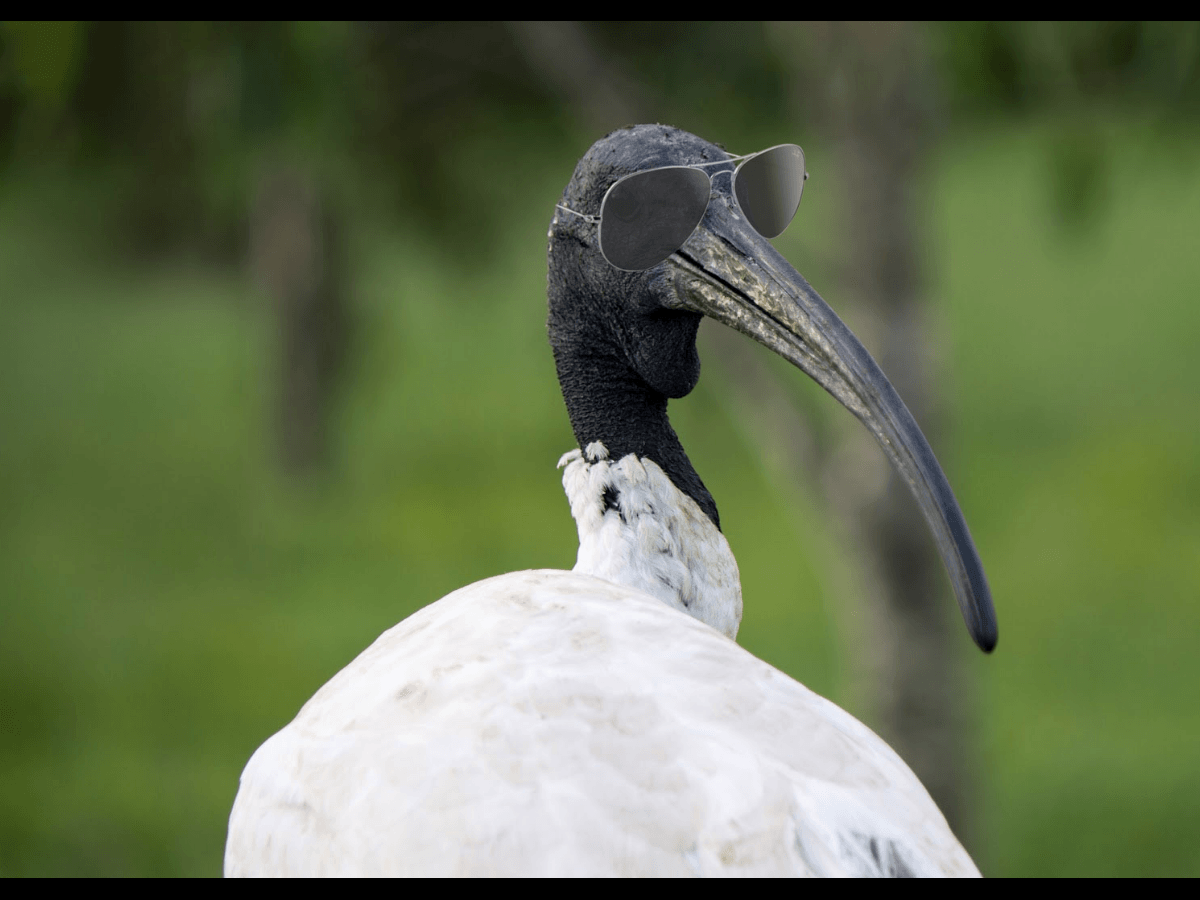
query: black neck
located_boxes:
[550,337,720,531]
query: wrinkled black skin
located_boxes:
[548,125,734,530]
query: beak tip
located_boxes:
[972,617,998,654]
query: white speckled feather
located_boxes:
[225,449,979,877]
[561,442,742,639]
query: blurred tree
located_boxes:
[0,21,86,163]
[769,21,976,845]
[236,24,353,480]
[932,22,1200,236]
[932,21,1200,117]
[507,21,651,134]
[251,165,350,478]
[342,22,571,258]
[2,22,1197,256]
[832,21,972,841]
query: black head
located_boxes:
[548,126,737,398]
[547,126,738,527]
[546,124,998,652]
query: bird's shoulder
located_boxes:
[225,570,978,876]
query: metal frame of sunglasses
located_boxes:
[555,143,808,271]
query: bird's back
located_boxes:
[225,570,978,877]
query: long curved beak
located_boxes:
[663,197,998,652]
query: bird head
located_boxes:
[548,124,997,652]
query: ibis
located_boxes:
[225,124,997,877]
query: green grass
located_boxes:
[1,117,1198,875]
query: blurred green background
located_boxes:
[1,22,1198,876]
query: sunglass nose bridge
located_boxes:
[707,166,735,187]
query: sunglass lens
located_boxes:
[733,144,806,239]
[599,167,711,270]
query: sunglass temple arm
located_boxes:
[556,205,599,224]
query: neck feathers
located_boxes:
[559,443,742,639]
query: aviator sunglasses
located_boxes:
[556,144,807,272]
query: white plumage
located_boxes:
[562,443,742,640]
[225,444,979,876]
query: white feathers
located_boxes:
[560,442,743,640]
[226,570,977,876]
[224,446,980,877]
